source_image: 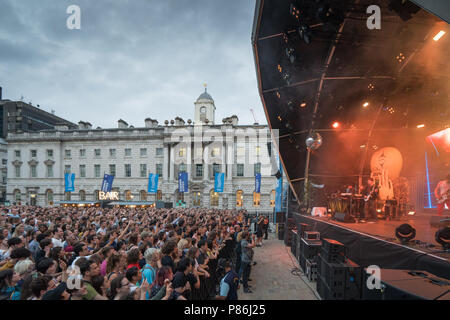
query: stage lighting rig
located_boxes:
[435,227,450,250]
[298,24,312,44]
[395,223,416,244]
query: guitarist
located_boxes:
[434,174,450,216]
[361,178,379,222]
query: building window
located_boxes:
[94,149,101,157]
[79,190,86,201]
[125,148,131,157]
[15,166,21,178]
[2,159,7,165]
[267,143,272,157]
[65,150,71,158]
[254,162,261,175]
[237,164,244,177]
[236,190,243,207]
[80,165,86,178]
[176,189,184,203]
[94,190,100,201]
[140,148,147,157]
[236,147,244,156]
[15,150,21,158]
[110,149,116,157]
[156,163,163,177]
[253,192,261,207]
[157,190,162,201]
[179,148,185,157]
[80,149,86,157]
[125,190,133,201]
[179,163,186,173]
[255,146,261,156]
[94,165,101,178]
[31,150,37,158]
[64,165,71,174]
[46,190,53,206]
[64,192,71,201]
[213,163,220,176]
[210,189,219,207]
[30,165,37,178]
[125,164,131,177]
[193,191,201,207]
[47,150,53,158]
[212,147,220,157]
[140,164,147,178]
[110,164,116,176]
[270,190,276,207]
[14,189,21,202]
[140,190,147,201]
[196,164,203,177]
[47,165,53,178]
[156,148,163,156]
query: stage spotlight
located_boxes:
[298,24,312,44]
[416,124,425,128]
[433,30,445,41]
[435,227,450,250]
[286,47,296,63]
[332,121,340,128]
[395,223,416,244]
[363,102,369,108]
[300,101,307,108]
[408,211,416,216]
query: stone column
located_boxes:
[169,144,174,181]
[163,144,169,181]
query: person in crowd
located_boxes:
[238,231,255,293]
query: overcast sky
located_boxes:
[0,0,267,128]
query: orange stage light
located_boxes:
[433,30,446,41]
[332,122,340,128]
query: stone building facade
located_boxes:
[6,90,277,212]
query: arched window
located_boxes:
[236,190,243,207]
[253,192,260,207]
[125,190,133,201]
[79,190,86,201]
[193,191,201,207]
[140,190,147,201]
[270,190,276,207]
[45,189,53,206]
[210,189,219,207]
[176,189,184,203]
[157,190,162,201]
[14,189,21,203]
[64,192,71,201]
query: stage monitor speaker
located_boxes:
[276,212,285,223]
[429,215,450,228]
[362,269,450,300]
[334,212,355,223]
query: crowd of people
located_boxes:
[0,205,271,300]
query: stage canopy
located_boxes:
[252,0,450,207]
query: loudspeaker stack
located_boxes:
[316,238,362,300]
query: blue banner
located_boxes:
[148,173,159,193]
[101,174,114,192]
[65,173,75,192]
[214,173,225,193]
[178,172,188,193]
[275,158,283,212]
[255,173,261,193]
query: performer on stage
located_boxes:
[360,178,379,221]
[434,174,450,216]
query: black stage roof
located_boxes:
[252,0,450,204]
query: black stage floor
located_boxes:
[292,212,450,280]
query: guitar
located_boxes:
[364,184,377,202]
[437,190,450,204]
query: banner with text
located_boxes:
[65,173,75,192]
[178,172,188,193]
[101,174,114,192]
[214,173,225,193]
[148,173,159,193]
[255,173,261,193]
